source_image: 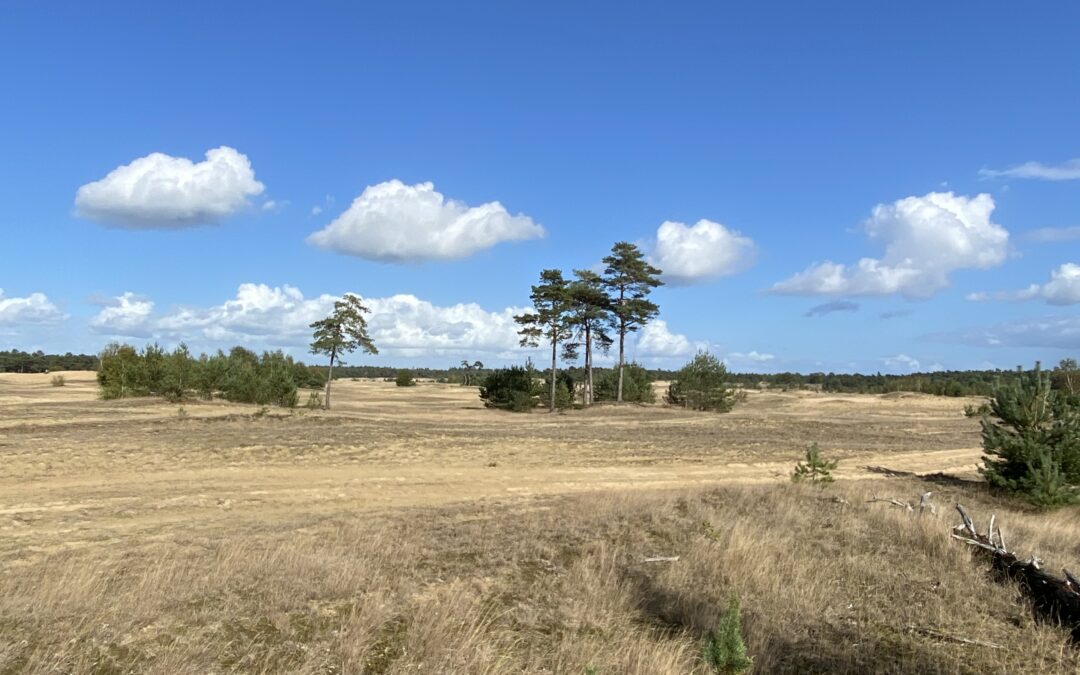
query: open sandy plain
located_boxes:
[0,371,984,563]
[5,371,1079,674]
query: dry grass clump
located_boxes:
[1,478,1078,674]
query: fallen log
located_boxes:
[952,504,1080,643]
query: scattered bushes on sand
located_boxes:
[980,363,1080,507]
[479,366,541,412]
[666,352,738,412]
[395,369,416,387]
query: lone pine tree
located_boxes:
[309,294,378,410]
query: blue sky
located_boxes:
[2,1,1079,373]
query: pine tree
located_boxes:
[563,270,613,405]
[980,363,1080,507]
[515,270,573,412]
[602,242,663,403]
[309,294,378,410]
[701,595,753,675]
[666,351,737,412]
[791,443,838,484]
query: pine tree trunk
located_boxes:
[585,323,593,406]
[324,353,335,410]
[549,336,557,413]
[616,285,626,403]
[617,317,625,404]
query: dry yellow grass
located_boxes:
[0,372,1077,673]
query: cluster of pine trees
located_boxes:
[97,343,324,407]
[503,241,664,412]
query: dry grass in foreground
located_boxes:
[2,477,1078,674]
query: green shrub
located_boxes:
[50,374,65,387]
[980,363,1080,507]
[479,366,540,412]
[792,443,838,484]
[593,363,655,403]
[546,370,576,409]
[666,352,737,412]
[98,343,303,408]
[395,369,416,387]
[701,595,753,674]
[305,390,323,410]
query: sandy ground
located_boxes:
[0,371,985,565]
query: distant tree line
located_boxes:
[0,349,98,373]
[97,343,324,406]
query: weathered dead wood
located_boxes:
[867,492,937,516]
[642,556,680,563]
[951,503,1080,643]
[907,625,1004,649]
[867,496,914,511]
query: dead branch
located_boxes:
[907,625,1004,649]
[951,503,1080,643]
[642,556,679,563]
[867,496,914,511]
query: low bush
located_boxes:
[666,352,737,412]
[479,366,540,412]
[50,374,65,387]
[593,363,656,403]
[395,369,416,387]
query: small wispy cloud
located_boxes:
[1026,226,1080,243]
[880,309,912,319]
[979,159,1080,181]
[804,300,859,317]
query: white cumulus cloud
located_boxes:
[771,192,1008,298]
[980,159,1080,181]
[90,293,156,336]
[635,319,706,358]
[307,180,544,262]
[75,146,265,228]
[0,289,65,326]
[967,263,1080,306]
[650,219,756,285]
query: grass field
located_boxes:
[1,372,1077,673]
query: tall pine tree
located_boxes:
[515,269,573,412]
[563,270,613,405]
[602,242,663,402]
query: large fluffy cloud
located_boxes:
[75,146,265,228]
[967,263,1080,306]
[0,289,65,326]
[90,284,529,358]
[771,192,1008,298]
[89,293,155,336]
[980,159,1080,181]
[635,319,705,358]
[649,219,756,285]
[307,180,544,262]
